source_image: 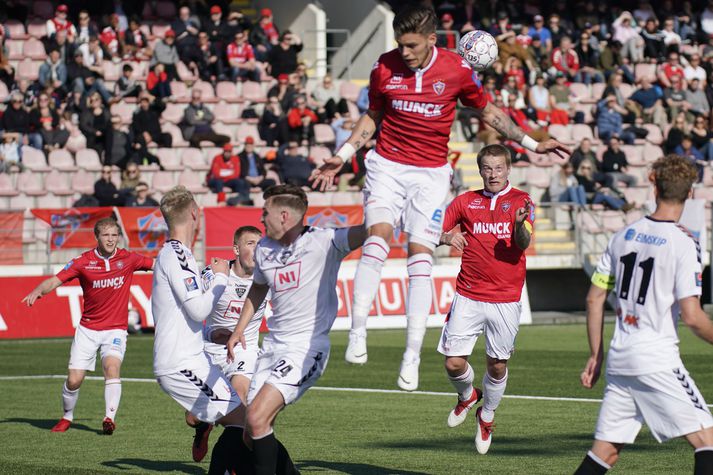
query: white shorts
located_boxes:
[247,341,330,406]
[205,344,259,380]
[437,292,521,360]
[363,150,452,248]
[68,325,127,371]
[156,356,241,424]
[595,368,713,443]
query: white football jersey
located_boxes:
[201,262,268,351]
[253,226,352,347]
[592,217,702,376]
[152,239,228,376]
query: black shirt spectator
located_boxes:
[276,141,314,187]
[238,136,277,190]
[1,94,31,134]
[267,31,303,78]
[125,181,159,207]
[131,94,171,149]
[94,167,123,206]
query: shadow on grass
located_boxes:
[298,460,431,474]
[0,417,101,434]
[101,458,203,473]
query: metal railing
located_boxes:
[301,28,351,80]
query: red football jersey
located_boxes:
[369,47,487,168]
[443,184,534,303]
[56,248,153,331]
[226,42,255,64]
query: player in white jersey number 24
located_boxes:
[226,184,367,475]
[575,155,713,475]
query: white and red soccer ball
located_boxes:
[457,30,498,72]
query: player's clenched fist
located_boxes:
[211,257,230,276]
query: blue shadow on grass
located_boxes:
[298,460,431,474]
[101,458,203,473]
[0,418,102,434]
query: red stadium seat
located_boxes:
[178,169,209,194]
[6,39,24,60]
[156,148,183,171]
[48,149,77,171]
[547,124,572,144]
[571,124,594,143]
[65,131,87,153]
[22,147,51,172]
[151,23,171,38]
[241,81,266,103]
[177,61,198,82]
[235,124,262,144]
[9,194,36,210]
[27,21,48,39]
[162,122,189,146]
[75,148,101,171]
[70,169,96,195]
[0,82,9,102]
[525,166,551,188]
[110,102,136,125]
[213,102,242,125]
[216,81,241,103]
[643,124,663,145]
[5,20,28,40]
[181,148,209,171]
[310,146,333,167]
[23,38,47,60]
[0,174,19,197]
[314,124,336,145]
[621,144,644,166]
[102,61,122,81]
[16,172,46,197]
[590,83,606,102]
[161,103,185,124]
[17,59,40,81]
[169,81,190,103]
[151,171,177,193]
[193,81,217,103]
[44,170,74,196]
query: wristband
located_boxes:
[336,142,356,161]
[520,135,538,152]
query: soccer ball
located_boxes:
[457,30,498,72]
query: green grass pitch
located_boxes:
[1,324,711,474]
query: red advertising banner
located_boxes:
[31,207,114,250]
[0,212,23,264]
[115,207,169,257]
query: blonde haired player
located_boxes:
[575,155,713,474]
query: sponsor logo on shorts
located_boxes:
[431,209,443,224]
[184,276,199,292]
[112,337,122,346]
[696,272,703,287]
[93,276,125,289]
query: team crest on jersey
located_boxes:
[433,80,446,95]
[137,209,169,250]
[501,201,511,212]
[279,249,293,264]
[116,261,124,269]
[236,286,247,297]
[390,73,403,84]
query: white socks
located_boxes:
[105,378,122,421]
[61,381,79,421]
[481,369,508,422]
[351,236,389,334]
[448,363,474,401]
[404,253,433,361]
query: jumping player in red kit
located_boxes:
[312,5,568,391]
[439,144,533,454]
[22,217,153,434]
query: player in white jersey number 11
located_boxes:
[575,155,713,475]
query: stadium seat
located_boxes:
[634,63,656,83]
[602,210,627,232]
[199,192,219,207]
[314,124,336,145]
[621,144,644,166]
[75,149,102,171]
[526,149,553,167]
[213,123,235,142]
[590,83,606,101]
[48,149,78,171]
[27,21,48,39]
[693,187,713,203]
[618,83,634,98]
[177,61,198,82]
[623,186,652,207]
[22,147,51,172]
[161,103,185,124]
[525,166,551,188]
[347,101,361,120]
[0,82,9,102]
[44,170,74,196]
[32,0,54,19]
[178,169,209,194]
[17,59,40,81]
[110,102,136,125]
[213,102,242,125]
[9,193,35,210]
[193,81,218,103]
[703,167,713,187]
[310,145,333,167]
[0,174,19,197]
[6,39,24,60]
[17,172,46,196]
[23,38,47,60]
[156,148,183,171]
[102,61,122,82]
[151,171,176,192]
[70,169,96,195]
[203,147,222,161]
[6,20,28,40]
[568,82,589,102]
[571,124,594,143]
[547,124,572,144]
[574,103,595,125]
[162,122,189,146]
[339,81,361,103]
[241,81,267,103]
[169,81,191,103]
[643,124,663,145]
[181,148,209,171]
[235,124,262,144]
[216,81,241,103]
[151,23,171,38]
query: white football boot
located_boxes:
[397,354,420,391]
[345,330,368,364]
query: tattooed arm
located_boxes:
[311,109,383,191]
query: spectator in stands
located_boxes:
[267,31,303,78]
[312,74,349,122]
[94,166,123,206]
[80,92,110,159]
[30,92,67,153]
[259,95,288,146]
[0,133,22,173]
[125,181,159,207]
[601,72,636,123]
[684,54,707,86]
[46,4,77,43]
[504,94,550,142]
[525,34,548,74]
[702,1,713,38]
[685,78,710,118]
[665,112,690,153]
[287,95,317,145]
[550,162,587,206]
[181,89,230,148]
[172,6,201,61]
[549,72,582,123]
[575,161,630,211]
[67,50,111,104]
[75,10,96,47]
[207,143,252,204]
[658,51,686,89]
[690,116,713,165]
[120,162,141,192]
[197,31,224,83]
[227,30,260,82]
[150,29,179,82]
[529,14,553,52]
[131,92,171,151]
[146,63,171,100]
[239,136,277,191]
[665,73,694,122]
[114,64,141,101]
[78,35,104,70]
[206,5,227,48]
[38,48,67,96]
[676,135,707,182]
[250,8,280,62]
[356,85,369,114]
[0,46,14,92]
[267,73,298,112]
[602,137,637,188]
[574,31,604,84]
[48,29,74,65]
[633,1,656,25]
[294,62,309,90]
[548,14,569,49]
[100,14,124,61]
[529,74,558,124]
[496,31,535,73]
[276,141,315,187]
[550,36,579,81]
[332,117,354,151]
[597,95,635,144]
[105,115,130,167]
[641,18,666,62]
[1,91,31,148]
[124,17,151,61]
[661,17,682,49]
[437,13,458,50]
[629,76,668,130]
[612,11,644,64]
[598,40,634,83]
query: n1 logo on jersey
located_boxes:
[274,262,301,292]
[223,300,242,319]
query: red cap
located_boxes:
[442,13,453,22]
[165,29,175,38]
[223,143,233,152]
[261,8,272,18]
[244,136,254,144]
[277,73,289,82]
[57,4,68,13]
[210,5,222,15]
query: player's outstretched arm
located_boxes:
[581,284,607,389]
[21,276,63,307]
[474,102,571,159]
[347,224,368,251]
[227,282,269,362]
[310,109,383,192]
[680,296,713,345]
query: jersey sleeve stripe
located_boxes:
[591,271,615,290]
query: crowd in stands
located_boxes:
[2,1,713,211]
